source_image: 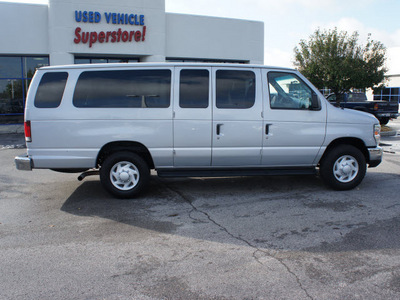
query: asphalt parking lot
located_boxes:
[1,120,400,300]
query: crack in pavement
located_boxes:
[163,182,314,300]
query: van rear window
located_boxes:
[34,72,68,108]
[73,69,171,108]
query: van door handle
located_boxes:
[216,124,223,135]
[265,124,272,135]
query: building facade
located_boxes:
[0,0,264,127]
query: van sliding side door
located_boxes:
[211,67,263,166]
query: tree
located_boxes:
[294,28,387,99]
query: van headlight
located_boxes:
[374,124,381,145]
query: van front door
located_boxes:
[261,70,326,166]
[173,67,212,167]
[212,68,263,166]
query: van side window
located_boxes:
[34,72,68,108]
[179,69,209,108]
[216,70,255,109]
[268,72,314,110]
[73,69,171,108]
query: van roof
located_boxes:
[38,62,296,71]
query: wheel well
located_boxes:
[96,141,155,169]
[320,138,369,165]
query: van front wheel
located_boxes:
[100,152,150,198]
[319,145,366,190]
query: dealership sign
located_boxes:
[74,10,147,48]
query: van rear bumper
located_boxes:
[376,112,399,118]
[15,154,33,171]
[368,146,383,168]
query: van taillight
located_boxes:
[24,121,32,142]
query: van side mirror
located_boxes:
[311,93,320,110]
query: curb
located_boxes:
[381,128,398,137]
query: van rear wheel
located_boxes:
[100,152,150,198]
[379,117,389,125]
[319,145,366,190]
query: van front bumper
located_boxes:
[15,154,33,171]
[368,146,383,168]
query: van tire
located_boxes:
[100,151,150,198]
[319,145,366,190]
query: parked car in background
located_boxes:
[326,92,399,125]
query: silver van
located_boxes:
[15,63,382,198]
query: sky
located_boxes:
[164,0,400,73]
[2,0,400,73]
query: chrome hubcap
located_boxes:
[110,161,139,190]
[333,155,359,183]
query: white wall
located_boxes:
[383,47,400,88]
[387,75,400,87]
[0,2,48,55]
[0,0,264,66]
[166,13,264,64]
[386,47,400,76]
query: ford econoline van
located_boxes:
[15,63,382,198]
